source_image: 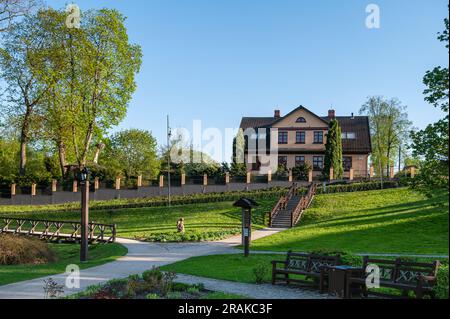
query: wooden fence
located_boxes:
[0,217,116,243]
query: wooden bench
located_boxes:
[346,257,440,299]
[271,251,341,292]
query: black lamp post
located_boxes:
[233,198,259,257]
[79,167,90,262]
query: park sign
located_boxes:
[233,198,259,257]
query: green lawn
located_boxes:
[252,188,449,254]
[0,243,127,286]
[162,254,280,284]
[1,200,275,241]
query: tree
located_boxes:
[63,9,142,168]
[0,0,41,32]
[323,119,343,179]
[103,129,159,179]
[231,128,247,177]
[0,10,64,175]
[410,17,449,189]
[360,96,411,177]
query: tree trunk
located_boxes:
[19,105,33,176]
[58,139,68,179]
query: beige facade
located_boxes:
[241,106,371,178]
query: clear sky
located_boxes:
[47,0,448,162]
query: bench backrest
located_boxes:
[285,252,341,273]
[362,257,440,284]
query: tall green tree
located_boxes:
[102,129,159,179]
[0,10,65,175]
[410,16,449,189]
[360,96,411,177]
[323,119,343,179]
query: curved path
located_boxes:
[0,228,295,299]
[0,227,446,299]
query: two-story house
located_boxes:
[239,105,372,178]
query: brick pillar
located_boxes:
[410,167,416,178]
[181,174,186,186]
[349,168,354,181]
[267,170,272,183]
[73,180,78,193]
[288,170,293,182]
[225,172,230,184]
[159,175,164,188]
[94,177,100,190]
[11,184,16,196]
[203,174,208,186]
[369,165,374,179]
[308,170,313,183]
[31,183,37,196]
[137,175,142,187]
[115,177,121,190]
[52,179,57,192]
[329,168,334,181]
[390,166,395,179]
[246,172,251,184]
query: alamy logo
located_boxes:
[65,264,80,289]
[365,264,380,289]
[365,4,381,29]
[66,4,81,29]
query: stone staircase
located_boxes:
[269,183,316,229]
[270,195,301,228]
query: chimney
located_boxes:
[351,112,355,119]
[274,110,281,118]
[328,109,335,119]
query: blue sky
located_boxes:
[48,0,448,161]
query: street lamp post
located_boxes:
[79,167,90,262]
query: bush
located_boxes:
[0,234,57,265]
[142,228,241,243]
[309,249,362,267]
[434,265,449,299]
[314,181,398,195]
[142,267,163,288]
[252,263,268,284]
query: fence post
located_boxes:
[94,177,100,190]
[246,172,251,184]
[390,166,395,179]
[369,165,374,179]
[137,175,142,187]
[203,174,208,186]
[115,177,121,190]
[73,180,78,193]
[51,179,57,193]
[349,168,354,181]
[159,175,164,188]
[31,183,37,196]
[11,183,16,196]
[267,170,272,183]
[308,170,313,183]
[288,170,293,182]
[181,173,186,186]
[225,172,230,184]
[329,168,334,181]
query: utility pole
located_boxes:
[167,115,171,206]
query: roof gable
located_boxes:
[271,105,329,128]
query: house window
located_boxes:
[342,132,356,139]
[295,156,305,167]
[296,131,306,144]
[313,131,323,144]
[278,156,288,169]
[313,156,324,171]
[343,156,352,172]
[296,117,307,123]
[278,131,288,144]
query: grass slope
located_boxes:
[0,243,127,286]
[252,188,449,254]
[1,200,275,240]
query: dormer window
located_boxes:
[296,117,307,123]
[342,132,356,139]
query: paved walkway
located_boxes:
[175,274,331,299]
[0,228,286,299]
